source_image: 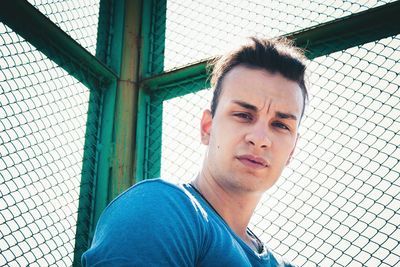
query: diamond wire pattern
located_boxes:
[163,0,397,71]
[26,0,100,55]
[161,83,211,184]
[0,22,99,266]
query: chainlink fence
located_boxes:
[1,0,400,267]
[0,0,101,266]
[161,0,396,72]
[25,0,100,56]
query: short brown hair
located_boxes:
[210,37,308,119]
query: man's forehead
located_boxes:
[218,67,303,116]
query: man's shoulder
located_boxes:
[119,178,181,194]
[83,179,206,266]
[106,178,196,213]
[115,178,185,198]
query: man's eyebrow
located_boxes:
[232,100,298,120]
[276,111,297,121]
[232,100,258,112]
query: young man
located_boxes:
[82,37,308,266]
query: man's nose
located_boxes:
[245,122,272,149]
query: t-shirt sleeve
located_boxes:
[81,180,206,267]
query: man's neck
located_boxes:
[192,174,262,241]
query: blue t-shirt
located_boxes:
[82,179,295,266]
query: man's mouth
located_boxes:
[236,155,269,169]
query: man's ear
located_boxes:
[286,133,299,165]
[200,110,213,145]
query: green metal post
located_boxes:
[287,1,400,59]
[110,0,143,200]
[86,0,123,239]
[146,98,163,179]
[135,0,167,181]
[72,0,124,264]
[133,88,150,183]
[73,89,103,266]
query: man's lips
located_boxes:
[236,155,269,169]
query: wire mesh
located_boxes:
[26,0,100,55]
[1,0,399,265]
[146,78,210,181]
[162,0,397,72]
[151,32,400,266]
[0,22,100,266]
[146,0,167,76]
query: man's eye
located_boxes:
[272,122,289,130]
[234,113,253,121]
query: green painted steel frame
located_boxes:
[134,0,167,181]
[140,0,400,91]
[110,0,143,200]
[0,0,117,90]
[135,0,400,181]
[288,0,400,59]
[83,0,144,256]
[0,0,143,264]
[81,0,123,260]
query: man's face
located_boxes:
[200,65,303,194]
